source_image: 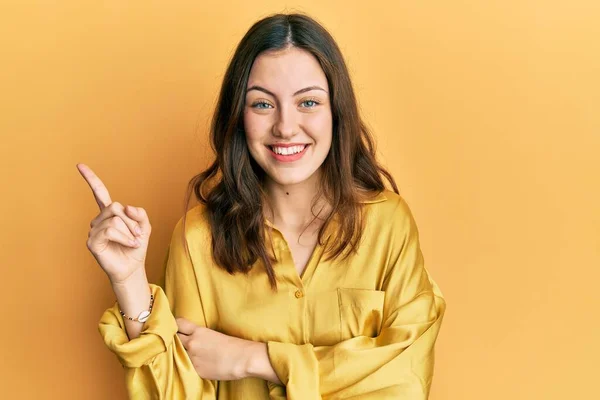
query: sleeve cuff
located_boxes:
[98,283,178,368]
[266,341,320,398]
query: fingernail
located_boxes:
[135,226,142,235]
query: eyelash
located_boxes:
[250,98,321,109]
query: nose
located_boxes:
[272,104,298,139]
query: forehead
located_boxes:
[247,47,328,94]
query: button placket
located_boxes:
[269,224,311,342]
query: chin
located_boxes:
[268,169,318,187]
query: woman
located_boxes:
[79,12,446,399]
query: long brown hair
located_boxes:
[181,13,398,291]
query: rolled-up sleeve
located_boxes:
[98,216,218,399]
[266,197,447,399]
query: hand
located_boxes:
[176,318,254,381]
[77,163,152,284]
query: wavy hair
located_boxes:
[181,13,398,291]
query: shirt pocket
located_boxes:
[337,287,385,341]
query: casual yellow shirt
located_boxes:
[98,189,446,399]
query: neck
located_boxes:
[263,170,330,234]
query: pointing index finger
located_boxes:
[76,163,113,210]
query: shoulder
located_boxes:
[170,203,212,245]
[362,189,419,236]
[363,189,413,216]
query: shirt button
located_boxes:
[295,289,304,298]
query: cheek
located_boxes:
[243,111,269,141]
[243,112,270,164]
[304,112,333,144]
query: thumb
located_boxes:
[125,205,151,233]
[176,317,197,335]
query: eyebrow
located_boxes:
[246,85,328,97]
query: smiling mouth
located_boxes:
[267,144,309,156]
[266,144,310,162]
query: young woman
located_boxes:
[79,12,446,399]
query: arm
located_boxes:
[109,267,152,341]
[244,342,282,385]
[98,216,218,399]
[256,199,447,399]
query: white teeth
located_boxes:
[272,145,306,155]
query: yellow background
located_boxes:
[1,1,598,398]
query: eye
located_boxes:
[250,101,274,109]
[300,99,320,108]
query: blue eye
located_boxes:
[301,100,319,108]
[251,101,273,109]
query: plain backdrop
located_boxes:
[1,1,598,399]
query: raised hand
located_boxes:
[77,163,152,285]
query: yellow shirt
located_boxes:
[98,189,446,399]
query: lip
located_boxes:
[266,144,310,163]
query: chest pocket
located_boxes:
[337,288,385,340]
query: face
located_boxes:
[243,46,333,188]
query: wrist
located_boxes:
[242,341,281,385]
[110,269,151,318]
[242,341,265,380]
[109,266,147,288]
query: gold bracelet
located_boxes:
[119,293,154,323]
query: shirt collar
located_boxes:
[264,190,388,231]
[358,190,388,204]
